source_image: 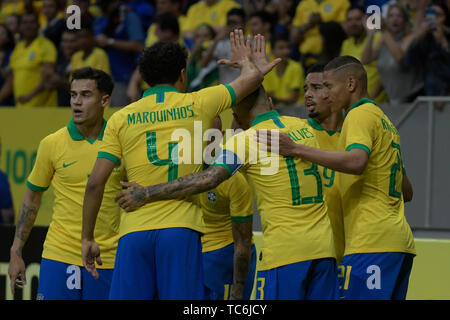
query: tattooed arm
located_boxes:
[8,188,43,295]
[230,220,253,300]
[115,165,231,212]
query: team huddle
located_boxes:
[7,29,415,300]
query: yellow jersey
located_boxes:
[262,59,304,105]
[99,84,235,238]
[27,119,124,268]
[292,0,349,57]
[307,117,345,263]
[200,170,253,252]
[340,34,388,103]
[10,36,58,107]
[183,0,240,33]
[338,98,415,256]
[212,111,335,270]
[71,47,111,75]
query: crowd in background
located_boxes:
[0,0,448,109]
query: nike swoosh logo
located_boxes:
[63,161,78,168]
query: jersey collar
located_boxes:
[348,98,377,113]
[307,118,340,136]
[142,85,180,98]
[251,110,281,127]
[67,118,107,143]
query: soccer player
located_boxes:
[81,31,280,299]
[201,116,256,300]
[8,68,124,299]
[256,56,415,300]
[303,63,345,264]
[114,86,338,300]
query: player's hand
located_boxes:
[251,34,282,75]
[82,238,102,280]
[114,181,148,212]
[218,29,252,69]
[254,130,299,157]
[8,249,26,295]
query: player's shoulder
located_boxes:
[38,126,68,150]
[279,115,309,128]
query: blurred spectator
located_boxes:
[40,0,66,47]
[248,10,274,58]
[317,21,347,64]
[94,0,145,107]
[71,21,111,75]
[262,32,304,113]
[72,0,95,26]
[128,0,155,30]
[404,1,450,98]
[273,0,296,35]
[186,24,219,91]
[5,14,21,43]
[9,12,58,107]
[0,24,15,106]
[145,0,183,47]
[183,0,240,40]
[362,3,424,103]
[200,8,246,85]
[52,29,77,107]
[0,0,26,23]
[0,136,14,224]
[291,0,350,67]
[340,5,387,103]
[127,12,181,102]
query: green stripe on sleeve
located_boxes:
[231,215,253,222]
[211,162,233,176]
[98,151,120,165]
[26,181,48,192]
[224,84,236,107]
[346,143,371,156]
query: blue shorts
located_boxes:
[109,228,204,300]
[255,258,338,300]
[203,243,257,300]
[37,258,113,300]
[338,252,414,300]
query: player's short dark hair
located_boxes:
[227,8,246,22]
[324,55,362,71]
[154,12,180,36]
[325,56,367,89]
[139,41,188,87]
[270,31,289,49]
[306,64,325,76]
[71,67,114,95]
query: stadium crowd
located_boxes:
[0,0,448,109]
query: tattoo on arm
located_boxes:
[231,221,252,299]
[145,165,230,202]
[15,203,38,244]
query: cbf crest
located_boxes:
[207,191,217,203]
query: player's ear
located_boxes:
[101,94,110,108]
[267,96,274,110]
[347,76,357,93]
[179,68,187,91]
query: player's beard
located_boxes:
[308,111,320,118]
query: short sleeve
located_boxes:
[193,84,235,119]
[224,172,253,222]
[27,136,55,192]
[336,1,350,22]
[291,3,305,27]
[98,115,122,165]
[342,108,377,156]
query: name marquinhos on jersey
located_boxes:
[127,105,195,125]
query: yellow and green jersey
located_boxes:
[200,170,253,252]
[10,36,58,107]
[212,110,335,270]
[99,84,235,238]
[262,59,305,105]
[307,117,345,263]
[71,47,111,76]
[338,98,415,256]
[27,119,125,268]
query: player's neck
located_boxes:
[76,118,104,140]
[346,91,370,113]
[317,112,343,132]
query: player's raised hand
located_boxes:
[115,181,148,212]
[218,29,252,69]
[82,238,102,280]
[252,34,282,76]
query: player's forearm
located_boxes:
[291,144,366,175]
[145,166,230,203]
[231,59,264,104]
[82,180,105,240]
[231,240,251,299]
[11,190,41,254]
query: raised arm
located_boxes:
[115,165,231,212]
[8,188,43,295]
